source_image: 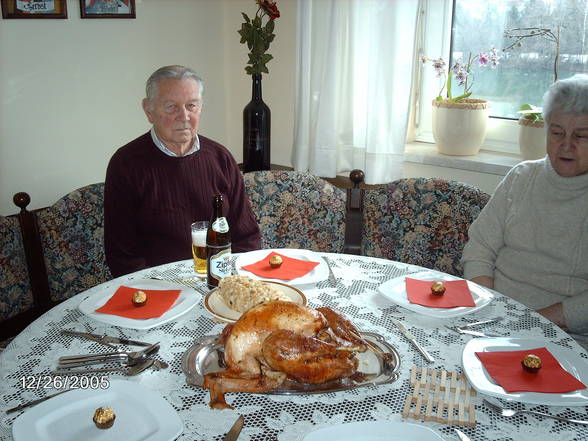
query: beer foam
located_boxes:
[191,229,207,246]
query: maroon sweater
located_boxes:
[104,132,260,277]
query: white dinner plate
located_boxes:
[12,380,183,441]
[302,421,445,441]
[203,281,307,322]
[235,248,329,285]
[378,270,494,318]
[462,337,588,406]
[78,279,200,330]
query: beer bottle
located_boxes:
[206,194,232,288]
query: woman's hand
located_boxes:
[537,303,568,330]
[471,275,494,289]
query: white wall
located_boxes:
[1,0,499,215]
[0,0,297,215]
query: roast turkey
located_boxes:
[203,301,368,409]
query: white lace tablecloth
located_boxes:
[1,254,588,441]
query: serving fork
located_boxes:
[483,398,588,425]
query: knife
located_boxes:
[223,415,244,441]
[6,390,71,414]
[460,317,502,329]
[455,328,500,338]
[454,428,472,441]
[61,330,152,347]
[391,319,435,363]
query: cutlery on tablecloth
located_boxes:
[459,317,502,329]
[57,342,159,368]
[223,415,244,441]
[483,398,588,426]
[322,256,337,287]
[445,326,501,338]
[53,358,155,377]
[61,329,152,347]
[390,319,434,363]
[454,428,472,441]
[5,390,72,414]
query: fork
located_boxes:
[483,398,588,425]
[57,342,159,368]
[53,358,155,377]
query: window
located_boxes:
[414,0,588,154]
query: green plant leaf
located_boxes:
[446,72,453,99]
[519,103,533,111]
[451,92,473,102]
[241,12,250,23]
[265,19,275,33]
[252,15,262,28]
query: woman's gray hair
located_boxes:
[145,65,204,102]
[543,74,588,124]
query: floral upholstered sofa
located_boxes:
[1,184,111,344]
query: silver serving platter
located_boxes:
[181,332,400,394]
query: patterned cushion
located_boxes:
[36,183,112,302]
[244,171,346,252]
[0,215,34,321]
[362,178,490,276]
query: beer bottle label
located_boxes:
[212,217,229,233]
[209,246,232,281]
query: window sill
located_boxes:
[404,142,524,177]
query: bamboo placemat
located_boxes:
[402,366,476,427]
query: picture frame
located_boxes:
[80,0,135,19]
[1,0,67,19]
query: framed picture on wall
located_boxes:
[1,0,68,19]
[80,0,135,19]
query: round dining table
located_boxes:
[1,253,588,441]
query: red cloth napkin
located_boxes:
[95,285,181,319]
[241,251,320,281]
[476,347,586,393]
[405,277,476,308]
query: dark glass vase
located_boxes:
[243,73,271,172]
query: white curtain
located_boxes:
[292,0,420,185]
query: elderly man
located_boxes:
[104,65,260,278]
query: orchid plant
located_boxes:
[421,47,500,103]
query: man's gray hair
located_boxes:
[145,65,204,102]
[543,74,588,125]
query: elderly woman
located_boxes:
[461,75,588,348]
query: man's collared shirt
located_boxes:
[150,127,200,157]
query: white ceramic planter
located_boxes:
[518,118,546,160]
[432,99,488,155]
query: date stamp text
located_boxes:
[19,375,110,390]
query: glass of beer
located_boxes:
[191,221,208,274]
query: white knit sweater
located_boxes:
[462,157,588,346]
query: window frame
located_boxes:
[412,0,521,155]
